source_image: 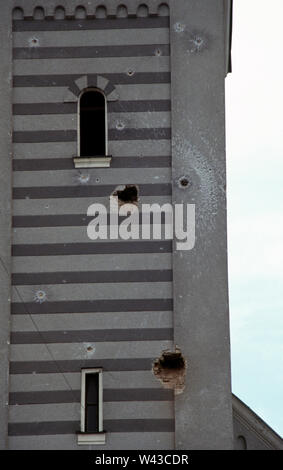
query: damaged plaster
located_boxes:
[153,347,186,395]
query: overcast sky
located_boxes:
[225,0,283,436]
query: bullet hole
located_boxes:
[34,290,47,304]
[155,48,162,56]
[174,22,185,33]
[127,69,135,77]
[112,185,139,207]
[116,121,125,131]
[78,171,90,184]
[153,348,186,394]
[29,37,39,47]
[87,346,93,352]
[178,176,190,189]
[188,33,207,53]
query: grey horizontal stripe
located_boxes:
[13,156,171,171]
[13,183,171,199]
[8,419,174,436]
[13,128,171,143]
[13,44,170,60]
[11,298,173,314]
[12,240,172,257]
[10,328,173,345]
[13,72,170,87]
[13,166,171,187]
[12,253,171,274]
[10,358,154,374]
[13,103,76,115]
[13,130,76,143]
[13,100,171,115]
[12,270,172,285]
[12,213,170,228]
[13,17,169,32]
[107,419,174,433]
[9,388,173,405]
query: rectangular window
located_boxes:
[77,368,105,445]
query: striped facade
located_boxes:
[10,4,175,450]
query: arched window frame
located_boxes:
[74,87,111,168]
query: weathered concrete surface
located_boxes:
[170,0,234,449]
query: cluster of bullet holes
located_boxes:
[112,185,139,207]
[153,348,186,394]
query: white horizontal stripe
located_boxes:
[14,56,170,76]
[8,432,174,450]
[10,371,163,392]
[10,340,173,361]
[9,401,173,423]
[12,282,172,302]
[11,310,173,332]
[13,195,171,216]
[13,114,76,131]
[13,140,171,159]
[13,84,171,104]
[13,167,171,187]
[13,142,76,159]
[12,252,172,273]
[13,111,170,132]
[13,28,169,48]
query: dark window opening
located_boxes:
[80,90,106,157]
[85,372,99,433]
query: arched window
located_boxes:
[79,89,106,157]
[74,89,111,168]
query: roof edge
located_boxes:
[232,394,283,450]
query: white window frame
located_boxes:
[77,368,106,445]
[73,88,111,168]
